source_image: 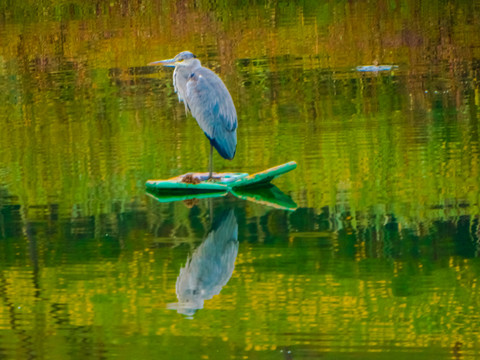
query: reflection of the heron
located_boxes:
[167,209,238,317]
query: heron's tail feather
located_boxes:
[208,129,237,160]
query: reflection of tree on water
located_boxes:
[168,209,238,316]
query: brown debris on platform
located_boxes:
[181,173,201,184]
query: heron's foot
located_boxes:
[206,174,221,182]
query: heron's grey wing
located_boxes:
[185,68,237,159]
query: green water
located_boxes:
[0,0,480,359]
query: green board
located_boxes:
[229,161,297,189]
[145,161,297,193]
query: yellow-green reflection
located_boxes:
[0,200,478,359]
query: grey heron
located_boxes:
[149,51,237,179]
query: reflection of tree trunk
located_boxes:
[0,207,5,239]
[0,272,18,330]
[0,264,36,359]
[476,218,480,258]
[25,221,40,299]
[22,206,42,359]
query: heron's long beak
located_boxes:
[148,58,176,67]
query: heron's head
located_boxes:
[149,51,199,68]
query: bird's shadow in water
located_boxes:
[167,209,238,317]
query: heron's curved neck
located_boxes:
[175,59,202,81]
[188,59,201,71]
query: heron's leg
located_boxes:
[208,144,213,179]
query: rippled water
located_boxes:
[0,0,480,359]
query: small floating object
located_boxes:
[146,161,297,193]
[356,65,398,72]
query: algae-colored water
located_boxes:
[0,1,479,359]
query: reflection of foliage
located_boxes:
[1,0,479,228]
[0,197,478,358]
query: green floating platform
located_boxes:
[146,161,297,193]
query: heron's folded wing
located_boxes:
[185,69,237,139]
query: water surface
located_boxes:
[0,0,479,359]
